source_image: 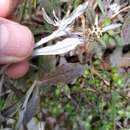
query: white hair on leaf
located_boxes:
[33,37,83,56]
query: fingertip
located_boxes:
[0,0,22,17]
[6,61,29,79]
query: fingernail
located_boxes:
[0,55,25,64]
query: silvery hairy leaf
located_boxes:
[58,1,88,31]
[42,8,58,26]
[33,37,83,56]
[35,28,70,48]
[102,23,122,32]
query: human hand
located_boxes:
[0,0,34,79]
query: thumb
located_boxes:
[0,18,34,64]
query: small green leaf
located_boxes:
[0,99,5,110]
[102,17,112,26]
[73,0,81,8]
[64,85,71,98]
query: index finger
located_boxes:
[0,0,22,17]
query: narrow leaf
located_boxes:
[35,28,70,48]
[102,23,122,32]
[39,63,84,85]
[22,87,40,125]
[60,1,88,30]
[33,37,83,56]
[96,0,106,15]
[16,81,39,129]
[42,8,57,26]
